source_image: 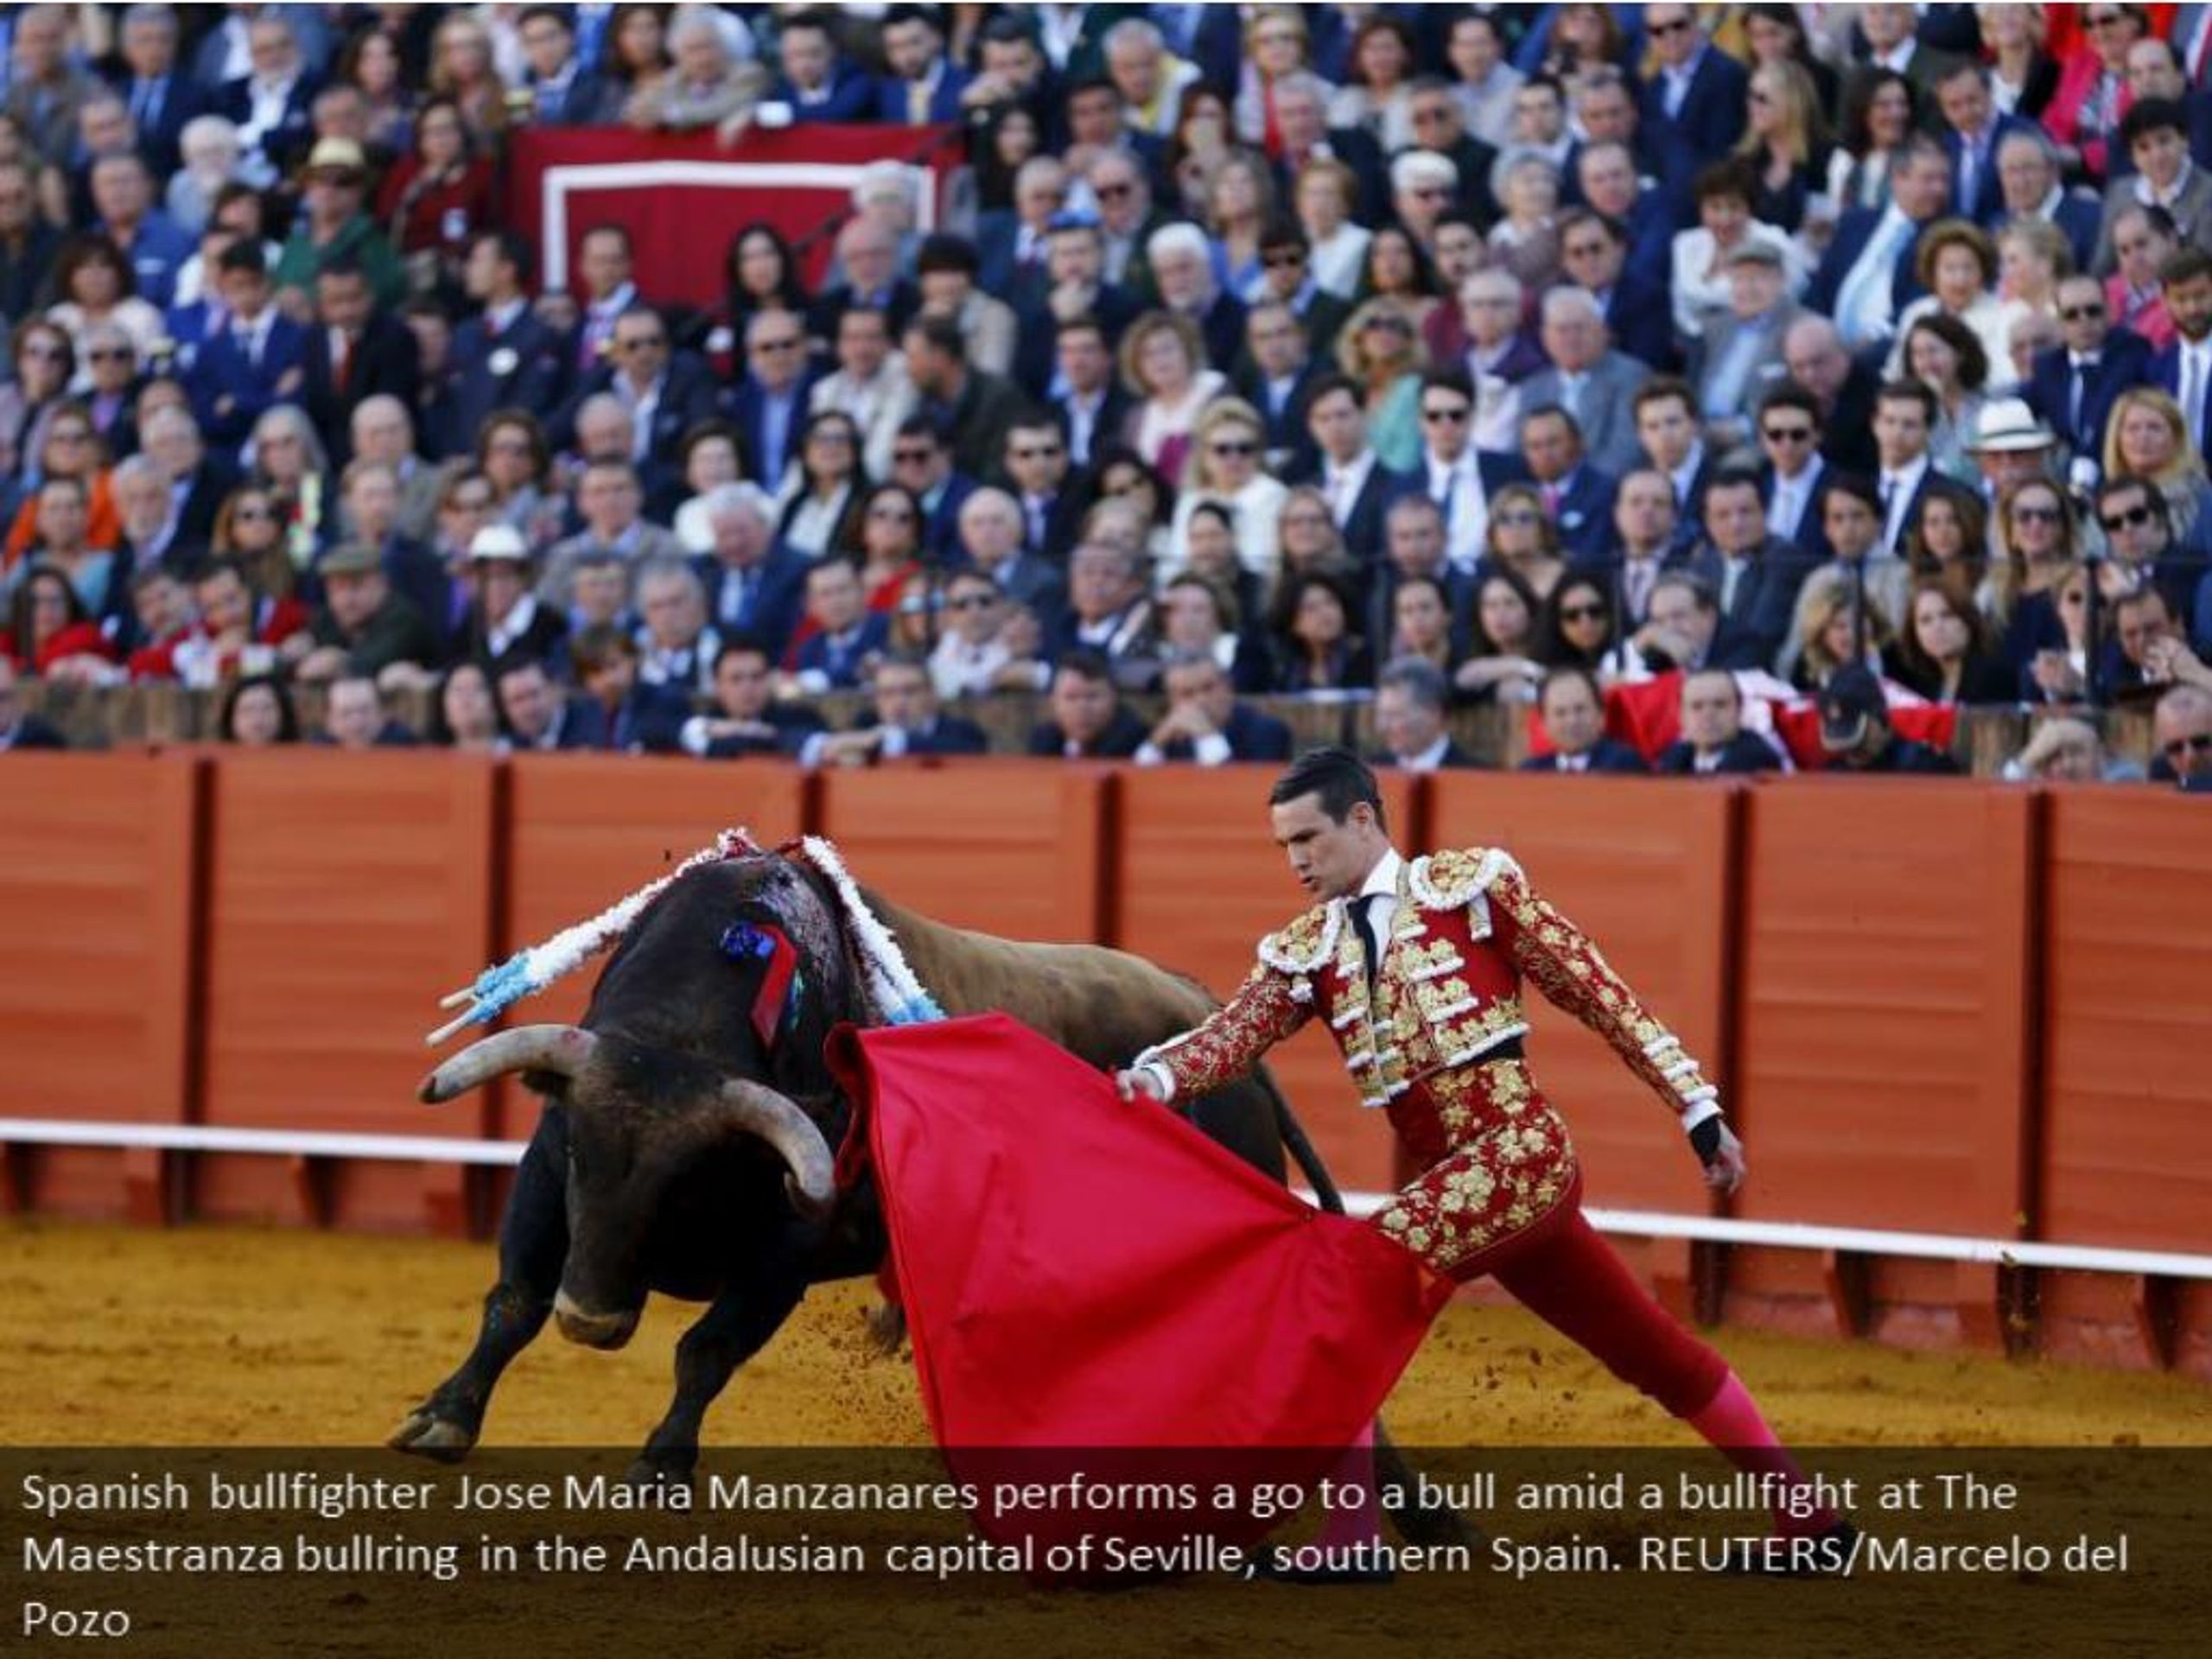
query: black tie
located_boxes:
[1351,895,1385,991]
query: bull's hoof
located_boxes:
[388,1409,477,1463]
[621,1454,696,1495]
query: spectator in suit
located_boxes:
[1638,2,1750,202]
[537,457,686,612]
[185,240,306,448]
[631,556,719,701]
[806,216,920,346]
[451,230,565,446]
[1519,406,1617,564]
[930,569,1046,701]
[1011,213,1138,400]
[1245,218,1351,365]
[0,160,61,325]
[1757,383,1836,560]
[975,156,1066,315]
[1630,569,1769,676]
[1936,59,2037,226]
[1133,648,1293,766]
[1654,667,1785,773]
[1236,300,1323,479]
[320,672,416,749]
[1806,135,1953,354]
[89,150,193,313]
[219,8,319,181]
[769,9,874,124]
[785,556,889,696]
[1522,664,1648,774]
[110,3,201,179]
[512,4,606,127]
[1559,206,1672,373]
[1294,373,1414,558]
[1691,241,1802,448]
[2122,37,2212,172]
[1817,660,1960,772]
[1414,366,1527,574]
[301,256,421,465]
[1147,221,1248,378]
[1519,286,1650,480]
[807,653,988,766]
[294,540,440,684]
[331,457,447,632]
[887,415,976,565]
[1056,538,1157,688]
[1026,647,1146,758]
[1605,468,1688,632]
[957,485,1065,627]
[2096,99,2212,276]
[6,5,101,167]
[677,634,823,760]
[876,3,969,127]
[2150,683,2212,785]
[810,304,917,487]
[2027,272,2154,459]
[1783,314,1884,476]
[1001,418,1084,566]
[561,224,640,382]
[1632,378,1715,543]
[726,308,815,496]
[1047,315,1132,472]
[564,623,690,753]
[460,524,567,675]
[493,656,594,752]
[1373,655,1484,771]
[1994,128,2100,274]
[904,315,1025,486]
[558,303,717,494]
[1690,467,1817,672]
[1872,377,1980,557]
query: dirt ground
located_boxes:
[3,1220,2207,1658]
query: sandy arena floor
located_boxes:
[3,1220,2206,1658]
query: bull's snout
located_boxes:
[554,1289,640,1350]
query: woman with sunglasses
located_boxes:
[2044,4,2148,185]
[842,482,929,618]
[776,412,868,561]
[474,410,563,550]
[2,404,121,575]
[1481,481,1568,605]
[2101,387,2212,550]
[0,322,75,483]
[1168,398,1286,587]
[1535,573,1618,672]
[1337,297,1427,473]
[1988,477,2082,673]
[1733,60,1829,235]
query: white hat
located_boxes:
[468,524,531,563]
[1966,397,2055,454]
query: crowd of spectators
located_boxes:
[1,2,2210,791]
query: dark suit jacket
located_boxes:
[1160,702,1294,763]
[1048,385,1135,470]
[2152,343,2212,461]
[1603,272,1676,373]
[1690,536,1818,671]
[1805,208,1929,327]
[451,306,567,444]
[1547,466,1619,563]
[1943,114,2040,225]
[1758,460,1838,564]
[1236,359,1325,475]
[1282,457,1417,562]
[922,369,1027,484]
[525,67,607,127]
[696,546,810,664]
[111,70,206,176]
[901,714,989,756]
[703,703,823,759]
[216,72,319,175]
[775,67,875,124]
[1012,283,1140,397]
[1374,739,1487,771]
[723,371,818,493]
[301,310,422,463]
[1655,733,1783,774]
[804,278,920,346]
[1638,48,1749,200]
[874,67,969,125]
[1820,363,1884,477]
[185,313,310,446]
[1025,703,1147,760]
[556,352,719,474]
[2025,329,2152,457]
[1520,737,1649,774]
[792,614,891,687]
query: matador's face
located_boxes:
[1271,794,1388,902]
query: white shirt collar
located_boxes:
[1357,848,1405,899]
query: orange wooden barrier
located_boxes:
[1422,774,1737,1306]
[1730,779,2036,1349]
[1108,765,1417,1196]
[196,751,497,1231]
[813,759,1109,944]
[0,753,200,1221]
[2037,786,2212,1373]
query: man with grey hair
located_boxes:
[1133,647,1293,766]
[1519,287,1651,477]
[91,149,192,309]
[1389,149,1460,254]
[219,6,317,178]
[346,395,440,542]
[1272,71,1388,226]
[632,555,719,697]
[957,486,1066,622]
[1993,126,2099,273]
[1103,16,1197,137]
[1373,657,1483,771]
[1084,147,1160,289]
[1147,220,1244,369]
[696,480,808,660]
[1781,315,1882,474]
[114,3,192,174]
[810,213,919,340]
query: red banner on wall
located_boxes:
[502,124,960,309]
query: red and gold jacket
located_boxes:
[1136,847,1716,1151]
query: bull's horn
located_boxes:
[418,1025,600,1103]
[706,1082,838,1220]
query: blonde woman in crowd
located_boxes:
[1120,310,1225,490]
[2101,387,2212,548]
[1295,157,1371,300]
[1166,398,1287,587]
[1337,297,1427,471]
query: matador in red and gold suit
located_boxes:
[1119,751,1852,1573]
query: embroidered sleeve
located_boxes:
[1133,961,1313,1101]
[1485,855,1719,1118]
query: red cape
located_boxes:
[828,1015,1452,1566]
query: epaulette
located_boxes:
[1258,901,1340,976]
[1408,847,1519,911]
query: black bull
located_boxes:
[396,852,1464,1542]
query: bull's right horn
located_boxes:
[705,1081,838,1220]
[418,1026,600,1103]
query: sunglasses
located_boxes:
[1496,509,1541,527]
[88,347,134,362]
[1208,440,1257,456]
[893,448,934,464]
[2013,504,2063,524]
[1421,405,1471,423]
[1648,16,1693,36]
[945,594,997,611]
[1261,249,1306,269]
[2164,733,2212,759]
[753,337,802,353]
[1093,182,1134,200]
[2059,303,2106,321]
[616,336,665,353]
[1560,603,1608,622]
[867,505,916,521]
[1762,425,1814,443]
[2101,505,2155,531]
[1363,315,1413,333]
[1012,445,1063,461]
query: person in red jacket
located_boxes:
[1119,747,1852,1578]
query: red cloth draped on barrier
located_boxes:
[826,1014,1452,1570]
[502,125,958,308]
[1527,671,1959,771]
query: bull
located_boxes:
[393,845,1465,1548]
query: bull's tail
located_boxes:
[1254,1063,1344,1216]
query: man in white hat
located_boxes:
[1962,394,2059,500]
[461,523,569,674]
[271,135,403,310]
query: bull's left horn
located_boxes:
[419,1025,600,1103]
[706,1082,838,1220]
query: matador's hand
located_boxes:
[1114,1067,1167,1104]
[1690,1115,1746,1195]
